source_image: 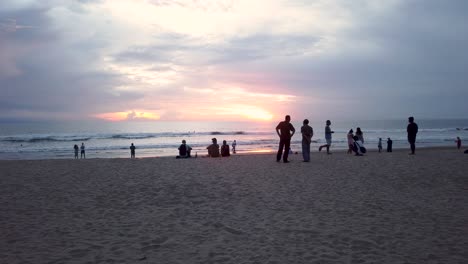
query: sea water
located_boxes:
[0,119,467,160]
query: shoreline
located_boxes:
[0,144,463,161]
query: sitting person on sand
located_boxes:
[177,139,192,158]
[352,136,366,156]
[221,140,230,157]
[207,138,220,157]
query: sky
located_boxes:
[1,0,467,122]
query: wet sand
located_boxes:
[1,147,467,263]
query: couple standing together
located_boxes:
[276,115,323,163]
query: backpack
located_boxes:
[360,146,367,153]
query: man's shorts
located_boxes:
[326,138,332,145]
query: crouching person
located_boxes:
[177,139,192,158]
[352,136,366,156]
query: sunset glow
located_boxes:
[94,111,161,122]
[2,0,467,122]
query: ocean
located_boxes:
[0,119,467,160]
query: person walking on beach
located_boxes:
[177,139,192,158]
[130,143,136,158]
[378,138,383,153]
[80,142,86,159]
[232,140,237,154]
[207,138,220,157]
[347,129,354,154]
[301,119,313,162]
[456,137,462,150]
[74,144,79,159]
[221,140,230,157]
[276,115,295,163]
[318,120,334,154]
[356,127,364,144]
[407,116,418,155]
[387,138,393,152]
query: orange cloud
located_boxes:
[93,110,160,121]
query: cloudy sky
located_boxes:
[1,0,467,122]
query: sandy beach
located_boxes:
[1,147,467,264]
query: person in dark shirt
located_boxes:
[74,144,79,159]
[221,140,230,157]
[177,139,192,158]
[275,115,295,163]
[387,138,393,152]
[130,143,136,158]
[407,116,418,155]
[207,138,220,157]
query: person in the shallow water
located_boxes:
[221,140,230,157]
[207,138,220,157]
[177,139,192,158]
[74,144,79,159]
[80,142,86,159]
[130,143,136,158]
[407,116,418,155]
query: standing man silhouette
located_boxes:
[407,116,418,155]
[276,115,295,163]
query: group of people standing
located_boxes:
[73,143,86,159]
[275,115,420,163]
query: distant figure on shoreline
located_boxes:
[130,143,136,159]
[319,120,334,154]
[74,144,79,159]
[221,140,230,157]
[207,138,220,157]
[275,115,295,163]
[387,138,393,152]
[80,143,86,159]
[356,127,364,144]
[301,119,313,162]
[232,140,237,154]
[177,139,192,158]
[378,138,383,153]
[407,116,418,155]
[347,129,354,154]
[456,137,461,150]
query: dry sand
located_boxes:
[1,148,467,264]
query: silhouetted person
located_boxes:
[387,138,393,152]
[74,144,79,159]
[301,119,313,162]
[130,143,136,158]
[378,138,383,153]
[407,116,418,154]
[319,120,334,154]
[80,143,86,159]
[347,129,354,154]
[456,137,461,150]
[356,127,364,144]
[207,138,220,157]
[177,139,192,158]
[276,115,295,163]
[221,140,230,157]
[232,140,237,154]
